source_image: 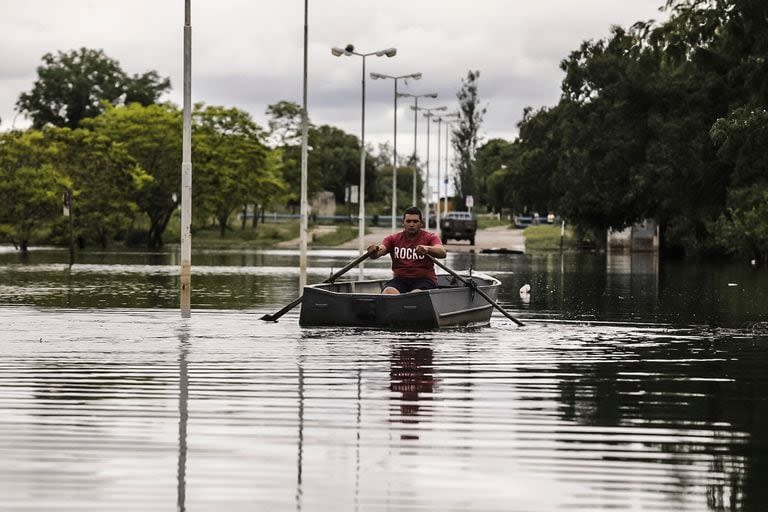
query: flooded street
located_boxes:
[1,247,767,511]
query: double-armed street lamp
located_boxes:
[370,71,422,230]
[416,105,447,229]
[397,92,438,206]
[331,44,396,274]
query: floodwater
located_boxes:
[1,246,767,511]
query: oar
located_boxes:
[428,255,524,327]
[261,251,371,322]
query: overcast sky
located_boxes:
[1,0,668,153]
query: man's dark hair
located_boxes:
[402,206,423,221]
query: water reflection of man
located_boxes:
[390,346,436,440]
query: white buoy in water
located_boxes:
[519,284,531,304]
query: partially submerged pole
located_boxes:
[298,0,309,290]
[180,0,192,318]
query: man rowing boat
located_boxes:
[366,206,447,294]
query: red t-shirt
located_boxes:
[382,230,442,283]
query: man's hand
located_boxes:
[416,244,446,258]
[367,244,383,259]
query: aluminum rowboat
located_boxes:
[299,271,501,329]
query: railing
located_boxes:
[240,212,396,226]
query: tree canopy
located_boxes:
[452,70,486,204]
[83,103,182,248]
[192,104,283,235]
[481,0,768,259]
[16,48,170,129]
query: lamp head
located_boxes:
[383,47,397,58]
[410,72,423,80]
[331,47,345,57]
[344,44,355,53]
[426,93,438,98]
[370,72,386,80]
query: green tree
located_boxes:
[42,127,150,248]
[265,101,378,212]
[0,131,69,252]
[709,107,768,261]
[265,100,306,147]
[474,138,515,213]
[452,70,486,205]
[370,142,421,214]
[310,125,377,206]
[17,48,170,129]
[84,103,182,248]
[192,104,285,236]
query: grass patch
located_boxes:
[312,225,358,246]
[190,221,300,248]
[523,225,580,251]
[476,214,512,230]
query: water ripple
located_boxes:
[0,308,763,511]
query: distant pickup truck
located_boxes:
[439,211,477,245]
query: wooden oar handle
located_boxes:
[325,251,371,283]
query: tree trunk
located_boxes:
[147,210,173,248]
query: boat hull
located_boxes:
[299,272,500,329]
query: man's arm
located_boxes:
[366,242,388,259]
[415,244,446,258]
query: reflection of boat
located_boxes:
[299,272,500,329]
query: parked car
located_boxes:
[440,211,477,245]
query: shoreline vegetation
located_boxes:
[1,217,581,252]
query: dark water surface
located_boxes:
[1,247,767,511]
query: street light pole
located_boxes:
[443,118,452,215]
[370,72,422,229]
[423,111,433,229]
[397,92,438,207]
[180,0,192,318]
[298,0,309,290]
[433,116,442,229]
[413,105,446,229]
[436,113,459,215]
[332,44,396,277]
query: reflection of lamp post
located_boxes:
[332,44,397,275]
[397,92,438,206]
[416,106,446,228]
[370,72,422,230]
